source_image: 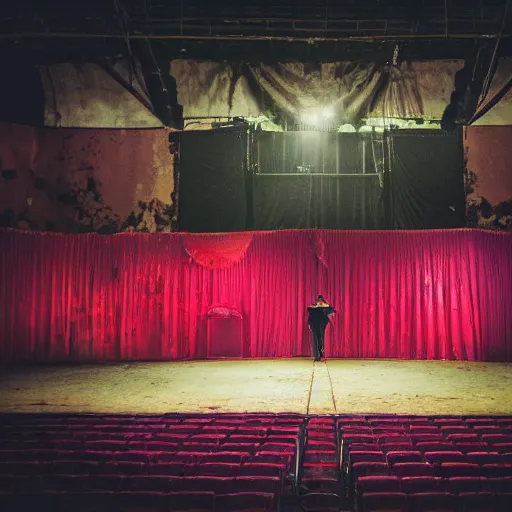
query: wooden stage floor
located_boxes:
[1,359,511,416]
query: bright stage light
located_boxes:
[322,107,334,119]
[301,106,335,125]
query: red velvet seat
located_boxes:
[482,434,512,444]
[349,450,386,464]
[168,491,215,511]
[0,475,43,493]
[179,475,236,494]
[372,427,407,435]
[98,461,146,475]
[482,463,512,477]
[188,462,240,477]
[368,418,405,425]
[473,426,501,434]
[360,491,407,512]
[115,450,152,463]
[464,452,501,465]
[491,442,512,454]
[301,492,343,512]
[482,476,512,493]
[356,475,400,493]
[386,451,423,464]
[446,433,480,442]
[455,442,488,454]
[465,419,497,426]
[446,476,484,494]
[424,450,465,464]
[215,492,275,512]
[268,434,297,443]
[201,452,250,464]
[457,492,499,512]
[391,463,435,477]
[400,476,444,493]
[410,434,445,444]
[85,440,127,451]
[239,463,284,477]
[410,426,442,434]
[375,435,410,445]
[380,443,414,453]
[415,442,456,452]
[0,461,47,475]
[437,462,481,478]
[433,418,465,426]
[86,474,128,491]
[407,491,456,511]
[150,462,190,476]
[260,442,295,454]
[352,462,391,478]
[234,476,281,493]
[342,434,375,446]
[251,452,291,466]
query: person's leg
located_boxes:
[318,325,326,359]
[311,325,321,361]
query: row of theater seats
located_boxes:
[0,414,303,511]
[338,415,512,512]
[2,413,512,511]
[0,490,276,512]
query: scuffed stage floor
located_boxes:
[1,359,511,416]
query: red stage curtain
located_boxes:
[1,228,511,362]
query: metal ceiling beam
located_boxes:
[0,32,506,42]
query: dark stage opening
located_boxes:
[179,128,465,232]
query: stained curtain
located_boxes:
[172,60,463,124]
[1,229,511,363]
[390,130,466,229]
[179,128,247,233]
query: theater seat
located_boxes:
[215,492,275,512]
[482,476,512,493]
[351,462,390,478]
[356,475,400,494]
[243,462,287,475]
[446,476,484,494]
[407,491,456,511]
[349,450,386,464]
[437,463,481,478]
[458,492,499,512]
[482,463,512,477]
[234,476,281,493]
[400,476,444,493]
[301,492,343,512]
[386,451,423,464]
[391,463,435,477]
[423,450,465,464]
[168,491,215,511]
[360,491,407,512]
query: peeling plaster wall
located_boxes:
[464,126,512,230]
[0,122,174,232]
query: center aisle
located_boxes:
[308,362,338,415]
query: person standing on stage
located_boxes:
[307,295,335,361]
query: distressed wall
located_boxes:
[39,60,163,128]
[464,126,512,230]
[0,122,175,233]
